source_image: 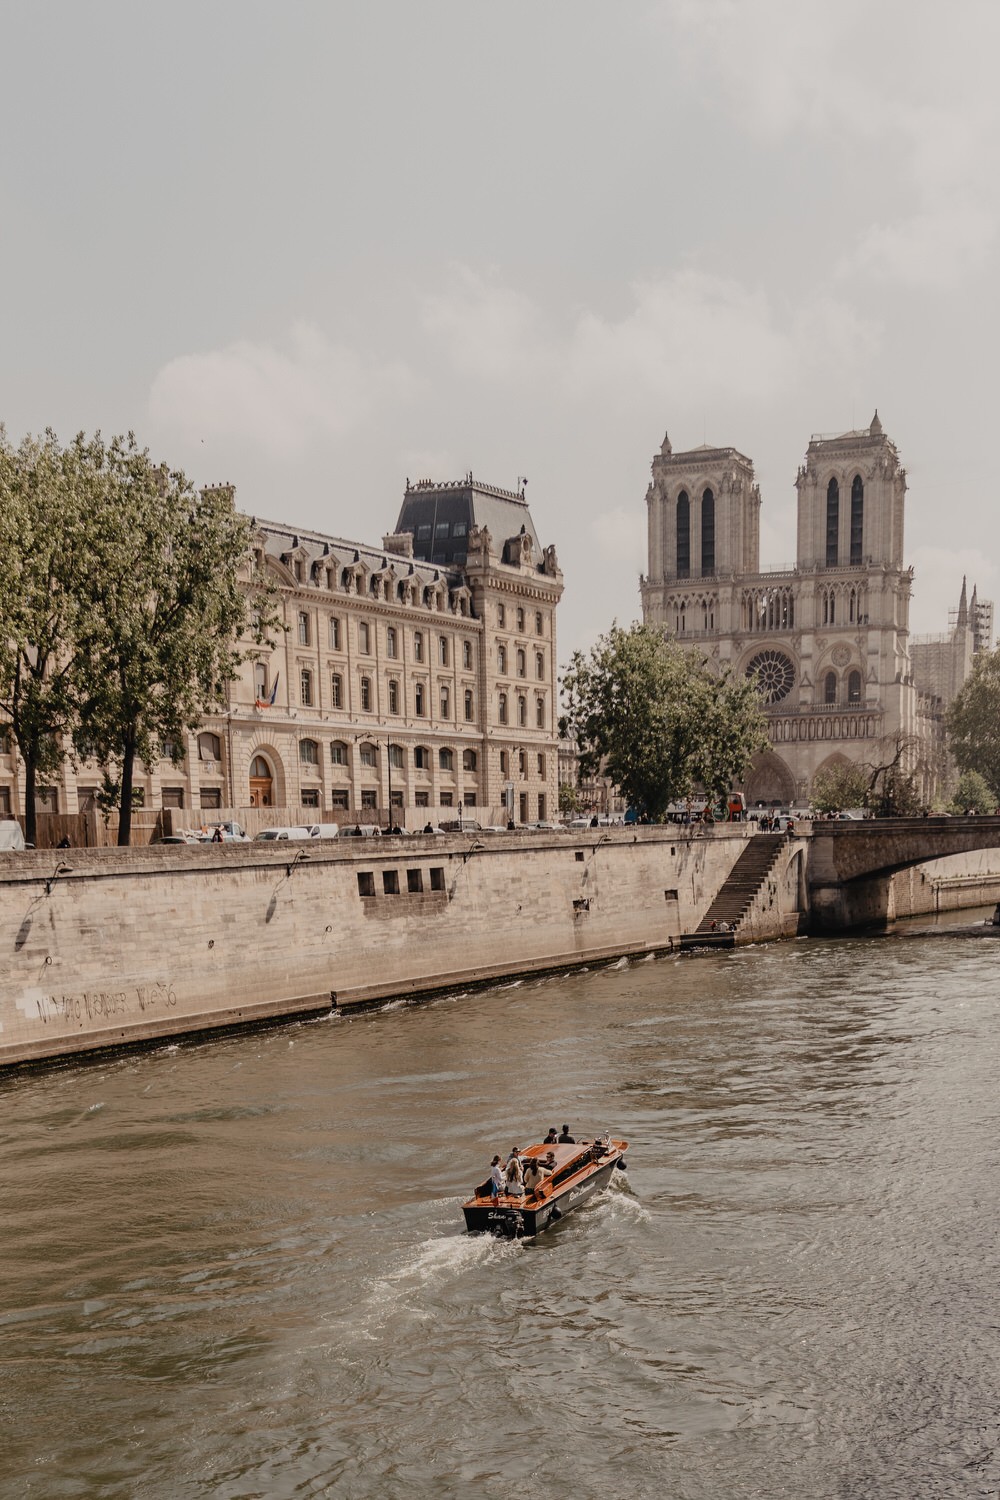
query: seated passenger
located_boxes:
[505,1155,524,1197]
[558,1124,575,1143]
[542,1151,557,1172]
[522,1159,545,1196]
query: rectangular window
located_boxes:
[301,788,320,808]
[358,871,376,898]
[464,793,477,807]
[537,753,546,776]
[361,789,377,810]
[329,617,341,650]
[360,677,372,712]
[440,685,450,718]
[383,869,400,895]
[498,603,506,627]
[200,788,222,810]
[407,868,424,893]
[331,673,342,708]
[435,521,450,538]
[414,631,424,662]
[518,749,526,776]
[500,750,509,775]
[538,793,547,821]
[417,524,432,540]
[332,789,349,810]
[386,626,398,658]
[359,621,371,654]
[463,640,472,669]
[415,683,425,716]
[415,791,429,808]
[389,744,404,770]
[390,790,404,811]
[162,787,184,809]
[439,636,448,666]
[464,689,474,721]
[440,792,453,807]
[429,867,445,892]
[535,612,543,635]
[300,669,313,706]
[297,611,310,645]
[388,679,399,714]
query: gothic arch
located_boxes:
[744,750,796,807]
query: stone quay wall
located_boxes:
[0,826,795,1069]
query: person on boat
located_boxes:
[542,1150,557,1173]
[558,1124,575,1143]
[490,1154,504,1200]
[505,1154,524,1197]
[523,1158,545,1196]
[543,1127,558,1144]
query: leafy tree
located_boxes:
[0,430,99,845]
[561,623,768,821]
[948,769,995,815]
[558,781,580,815]
[71,434,276,845]
[811,761,870,814]
[947,648,1000,799]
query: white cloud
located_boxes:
[653,0,1000,287]
[148,323,415,462]
[421,266,548,381]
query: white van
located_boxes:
[253,826,313,842]
[299,823,340,840]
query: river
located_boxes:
[2,912,1000,1499]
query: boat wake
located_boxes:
[355,1231,523,1333]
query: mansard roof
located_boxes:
[395,476,541,567]
[253,517,457,590]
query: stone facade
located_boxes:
[0,478,564,827]
[640,414,990,806]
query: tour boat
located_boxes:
[462,1135,629,1238]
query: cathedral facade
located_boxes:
[640,414,984,807]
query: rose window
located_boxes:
[746,649,795,704]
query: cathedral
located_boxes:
[640,414,989,807]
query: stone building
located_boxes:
[640,414,989,806]
[0,478,564,827]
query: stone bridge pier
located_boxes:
[805,816,1000,933]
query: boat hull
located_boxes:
[463,1150,625,1237]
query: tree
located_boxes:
[947,648,1000,799]
[558,781,581,815]
[561,623,768,821]
[811,760,870,814]
[71,434,276,845]
[0,430,99,845]
[948,769,995,815]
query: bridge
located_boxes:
[805,816,1000,931]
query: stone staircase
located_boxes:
[680,833,788,949]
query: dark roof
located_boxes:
[395,479,540,567]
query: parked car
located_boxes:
[437,818,483,833]
[298,823,341,840]
[253,826,313,842]
[0,821,26,851]
[199,821,250,843]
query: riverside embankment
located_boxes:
[2,822,999,1070]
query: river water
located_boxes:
[3,913,1000,1499]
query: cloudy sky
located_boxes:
[2,1,997,656]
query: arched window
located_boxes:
[414,746,430,770]
[824,672,837,705]
[300,738,319,765]
[389,744,405,770]
[251,755,270,779]
[330,741,348,766]
[848,670,862,705]
[516,648,526,677]
[535,651,544,679]
[498,644,507,674]
[440,685,451,718]
[439,748,454,772]
[463,748,477,771]
[676,490,690,577]
[826,478,839,567]
[198,732,221,761]
[701,488,715,576]
[360,742,378,768]
[536,696,545,728]
[850,475,864,566]
[499,692,508,725]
